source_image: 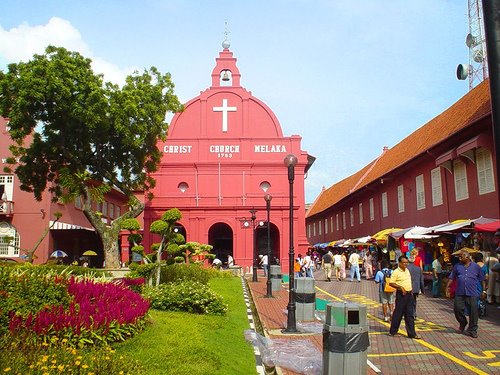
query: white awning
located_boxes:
[49,221,94,231]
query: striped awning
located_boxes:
[49,221,94,231]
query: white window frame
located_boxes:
[330,217,334,233]
[369,198,374,221]
[324,218,328,234]
[453,160,469,201]
[342,211,346,230]
[431,167,443,206]
[318,220,322,235]
[397,185,405,213]
[350,207,354,227]
[0,222,19,258]
[476,148,495,195]
[313,222,316,236]
[336,213,340,231]
[416,174,426,210]
[359,203,363,224]
[381,192,388,217]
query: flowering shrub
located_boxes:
[143,280,228,315]
[113,276,146,293]
[0,340,143,374]
[3,275,150,348]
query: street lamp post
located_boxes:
[250,209,258,282]
[264,194,273,298]
[283,154,298,333]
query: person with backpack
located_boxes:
[375,259,395,322]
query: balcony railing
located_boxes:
[0,201,14,216]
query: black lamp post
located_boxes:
[283,153,298,333]
[250,209,258,282]
[264,193,273,297]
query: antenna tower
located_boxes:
[456,0,489,90]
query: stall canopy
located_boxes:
[371,228,402,241]
[474,220,500,232]
[390,226,438,240]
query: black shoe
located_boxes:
[457,325,466,333]
[466,331,478,338]
[327,278,331,282]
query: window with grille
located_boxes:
[350,207,354,227]
[0,222,19,257]
[359,203,363,224]
[324,218,328,234]
[342,212,346,230]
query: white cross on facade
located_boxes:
[213,99,237,132]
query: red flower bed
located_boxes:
[8,277,150,345]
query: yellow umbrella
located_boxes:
[371,228,402,241]
[82,250,98,256]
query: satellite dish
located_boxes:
[473,49,484,63]
[466,33,476,48]
[457,64,469,80]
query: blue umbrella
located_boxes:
[50,250,68,258]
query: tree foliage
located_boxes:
[0,46,183,268]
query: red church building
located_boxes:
[142,40,314,272]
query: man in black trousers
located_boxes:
[408,255,425,319]
[388,255,422,339]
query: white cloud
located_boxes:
[0,17,135,86]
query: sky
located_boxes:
[0,0,473,202]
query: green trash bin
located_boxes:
[323,302,369,375]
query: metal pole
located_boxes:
[283,154,298,333]
[250,209,258,282]
[482,0,500,207]
[265,194,273,297]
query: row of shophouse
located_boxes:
[305,80,499,262]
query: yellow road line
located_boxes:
[315,287,490,375]
[369,351,436,358]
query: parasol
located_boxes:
[82,250,98,256]
[50,250,68,258]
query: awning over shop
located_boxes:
[371,228,402,241]
[49,221,94,231]
[474,220,500,232]
[390,226,438,240]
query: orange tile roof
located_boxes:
[306,80,491,218]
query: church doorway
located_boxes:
[208,223,233,266]
[255,222,280,265]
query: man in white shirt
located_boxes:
[432,254,443,297]
[348,251,361,282]
[260,254,269,276]
[333,252,342,281]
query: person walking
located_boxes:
[407,255,425,319]
[388,255,421,339]
[447,250,486,338]
[303,250,314,278]
[340,251,347,280]
[432,254,444,297]
[363,250,374,279]
[333,251,342,281]
[348,250,361,282]
[260,254,269,276]
[321,250,333,281]
[374,259,395,322]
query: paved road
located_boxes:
[249,268,500,375]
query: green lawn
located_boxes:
[115,276,257,375]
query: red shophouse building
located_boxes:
[306,80,499,246]
[142,41,314,271]
[0,117,127,265]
